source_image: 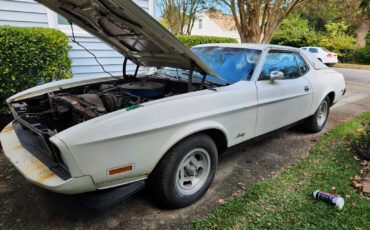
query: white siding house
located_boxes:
[191,12,241,43]
[0,0,156,78]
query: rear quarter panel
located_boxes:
[306,68,345,115]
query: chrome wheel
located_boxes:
[317,100,328,127]
[175,148,211,196]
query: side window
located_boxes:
[308,48,318,53]
[259,52,301,80]
[295,53,309,75]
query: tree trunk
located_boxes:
[355,18,369,48]
[224,0,307,44]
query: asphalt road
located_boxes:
[334,68,370,84]
[0,71,369,230]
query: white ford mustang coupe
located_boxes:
[0,0,345,208]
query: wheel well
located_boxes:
[148,129,228,178]
[327,92,335,106]
[201,129,228,155]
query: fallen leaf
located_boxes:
[237,182,247,190]
[232,192,239,198]
[218,199,225,206]
[345,195,351,198]
[354,175,361,181]
[256,213,261,217]
[351,203,359,209]
[337,161,345,164]
[354,155,360,161]
[286,219,291,223]
[265,207,273,212]
[345,165,349,169]
[331,186,336,190]
[354,227,361,230]
[356,183,364,188]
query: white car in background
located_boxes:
[0,0,346,209]
[301,47,338,66]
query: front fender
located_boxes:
[150,120,229,171]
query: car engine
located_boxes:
[10,73,200,135]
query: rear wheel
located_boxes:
[150,134,218,208]
[304,96,330,133]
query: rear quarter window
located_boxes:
[301,51,329,69]
[308,48,318,53]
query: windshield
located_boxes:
[191,47,262,84]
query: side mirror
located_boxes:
[270,71,284,81]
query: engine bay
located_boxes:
[10,72,215,136]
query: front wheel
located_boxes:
[304,96,330,133]
[150,134,218,208]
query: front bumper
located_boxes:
[0,122,95,194]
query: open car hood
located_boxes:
[35,0,222,80]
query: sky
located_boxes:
[154,0,229,18]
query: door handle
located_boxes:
[304,86,309,92]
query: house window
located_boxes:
[199,19,202,29]
[46,9,91,37]
[57,14,69,25]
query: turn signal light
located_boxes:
[109,165,132,175]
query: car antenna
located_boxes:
[68,21,117,79]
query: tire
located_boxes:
[304,96,330,133]
[150,134,218,208]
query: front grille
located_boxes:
[12,121,71,180]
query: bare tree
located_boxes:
[220,0,309,43]
[160,0,205,35]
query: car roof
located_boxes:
[193,43,300,51]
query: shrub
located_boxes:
[176,35,238,48]
[353,32,370,64]
[271,14,312,47]
[0,26,72,115]
[318,22,356,57]
[353,46,370,64]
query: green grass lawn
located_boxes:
[187,112,370,229]
[334,63,370,70]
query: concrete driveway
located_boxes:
[0,71,369,230]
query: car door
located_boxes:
[255,50,313,136]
